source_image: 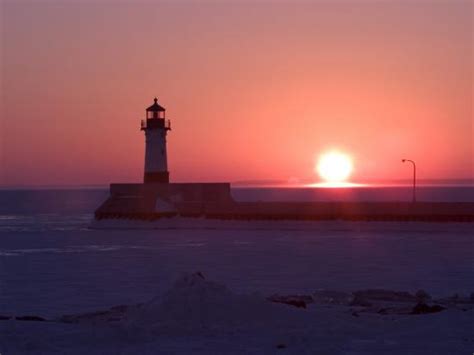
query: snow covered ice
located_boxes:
[0,189,473,354]
[1,271,473,354]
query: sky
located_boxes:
[1,0,472,186]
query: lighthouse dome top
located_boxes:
[146,98,166,112]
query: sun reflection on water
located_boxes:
[306,182,368,188]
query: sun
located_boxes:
[316,151,353,183]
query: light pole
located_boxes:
[402,159,416,203]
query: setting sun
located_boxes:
[316,152,353,183]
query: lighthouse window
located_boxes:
[147,111,156,119]
[147,111,165,119]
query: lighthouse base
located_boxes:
[144,171,169,184]
[94,182,233,220]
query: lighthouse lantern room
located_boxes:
[141,98,171,183]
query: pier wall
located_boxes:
[95,183,474,222]
[173,201,474,222]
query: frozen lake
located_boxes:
[0,188,473,318]
[0,220,473,318]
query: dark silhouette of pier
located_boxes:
[95,183,474,222]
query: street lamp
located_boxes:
[402,159,416,203]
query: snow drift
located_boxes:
[127,272,300,330]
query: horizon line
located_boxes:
[0,178,473,190]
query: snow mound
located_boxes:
[128,272,294,329]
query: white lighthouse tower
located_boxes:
[141,98,171,183]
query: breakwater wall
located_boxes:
[95,183,474,222]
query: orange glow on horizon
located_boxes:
[307,182,366,188]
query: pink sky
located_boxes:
[1,1,472,186]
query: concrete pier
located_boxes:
[95,183,474,222]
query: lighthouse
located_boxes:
[141,98,171,183]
